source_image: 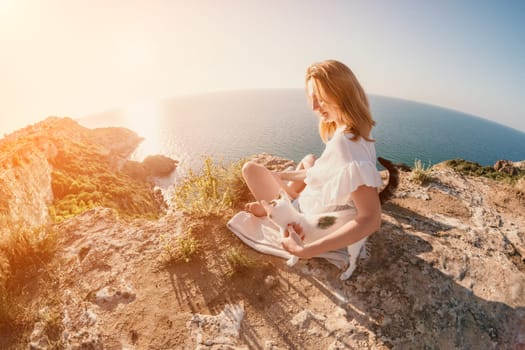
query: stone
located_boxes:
[187,303,245,347]
[264,275,278,289]
[29,322,50,350]
[142,154,178,177]
[494,159,517,175]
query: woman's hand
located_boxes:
[281,223,310,258]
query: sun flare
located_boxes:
[0,0,24,30]
[124,100,163,160]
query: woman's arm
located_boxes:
[276,169,307,182]
[281,184,382,258]
[270,169,307,200]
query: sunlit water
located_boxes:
[78,89,525,175]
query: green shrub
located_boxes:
[446,159,525,183]
[48,139,166,221]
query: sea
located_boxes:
[78,89,525,174]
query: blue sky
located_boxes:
[0,0,524,134]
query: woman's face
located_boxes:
[307,79,341,125]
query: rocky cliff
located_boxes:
[0,117,178,230]
[1,120,524,349]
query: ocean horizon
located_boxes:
[77,89,525,173]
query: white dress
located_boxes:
[298,125,383,215]
[227,125,383,269]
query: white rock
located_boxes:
[29,322,50,350]
[187,302,245,346]
[81,308,98,326]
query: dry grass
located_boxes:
[0,224,58,287]
[0,223,61,347]
[170,155,257,274]
[173,157,246,217]
[177,234,201,263]
[225,246,255,277]
[411,159,434,185]
[160,226,201,264]
[170,156,266,278]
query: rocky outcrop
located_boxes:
[89,127,144,159]
[494,159,521,176]
[123,155,178,181]
[142,155,178,177]
[187,303,245,348]
[0,117,167,228]
[0,150,53,228]
[19,155,524,349]
[1,118,523,350]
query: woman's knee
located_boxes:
[242,161,264,179]
[301,154,316,168]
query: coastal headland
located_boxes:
[0,117,524,349]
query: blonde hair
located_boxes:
[305,60,376,143]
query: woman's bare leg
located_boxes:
[286,154,316,194]
[242,161,290,216]
[242,154,316,216]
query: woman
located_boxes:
[242,59,383,260]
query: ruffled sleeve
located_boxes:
[319,160,383,207]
